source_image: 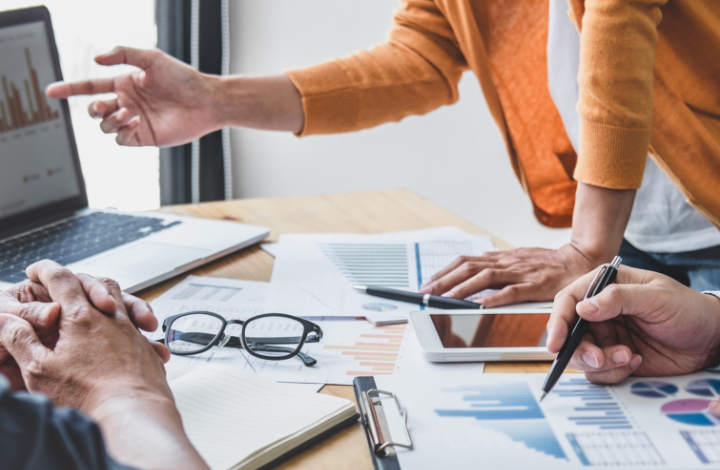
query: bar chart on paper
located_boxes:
[318,243,411,288]
[376,373,720,469]
[322,323,406,377]
[435,382,568,460]
[169,281,244,302]
[319,240,482,290]
[244,320,408,385]
[268,229,497,317]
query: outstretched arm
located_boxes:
[46,47,304,146]
[47,1,467,145]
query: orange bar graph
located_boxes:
[352,356,396,362]
[341,351,398,358]
[323,323,408,377]
[345,371,392,376]
[360,334,404,339]
[0,48,59,133]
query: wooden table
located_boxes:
[139,189,556,470]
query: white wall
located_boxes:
[229,0,572,249]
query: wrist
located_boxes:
[81,384,175,421]
[204,73,233,130]
[702,292,720,369]
[208,74,304,132]
[567,237,618,266]
[570,183,636,265]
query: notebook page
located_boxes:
[170,365,351,470]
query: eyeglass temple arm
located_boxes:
[251,345,318,366]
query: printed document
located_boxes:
[148,276,414,385]
[267,227,495,318]
[375,372,720,469]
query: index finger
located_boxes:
[421,255,484,289]
[46,78,115,99]
[546,269,600,353]
[25,261,91,311]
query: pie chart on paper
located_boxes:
[630,381,678,398]
[661,399,720,426]
[686,379,720,398]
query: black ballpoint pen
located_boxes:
[538,256,622,402]
[353,285,485,310]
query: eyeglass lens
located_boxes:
[167,313,224,354]
[244,315,306,359]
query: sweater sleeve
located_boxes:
[0,376,138,470]
[574,0,668,189]
[285,0,468,136]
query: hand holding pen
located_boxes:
[540,257,626,401]
[542,261,720,401]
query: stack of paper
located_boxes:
[267,226,496,323]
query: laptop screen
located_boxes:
[0,20,81,222]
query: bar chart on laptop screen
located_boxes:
[0,47,60,133]
[0,23,62,136]
[0,21,79,220]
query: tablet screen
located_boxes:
[430,313,550,348]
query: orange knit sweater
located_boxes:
[286,0,720,229]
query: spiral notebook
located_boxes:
[169,365,358,470]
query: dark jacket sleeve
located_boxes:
[0,376,139,470]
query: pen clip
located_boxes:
[583,256,622,301]
[583,264,609,301]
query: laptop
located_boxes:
[0,7,269,293]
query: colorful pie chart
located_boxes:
[686,379,720,398]
[630,381,678,398]
[661,399,720,426]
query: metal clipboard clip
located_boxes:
[358,388,414,457]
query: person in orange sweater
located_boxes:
[47,0,720,307]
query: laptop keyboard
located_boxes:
[0,212,181,284]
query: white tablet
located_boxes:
[409,306,556,362]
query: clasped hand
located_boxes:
[0,260,170,404]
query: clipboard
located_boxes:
[353,377,413,470]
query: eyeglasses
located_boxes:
[161,312,324,366]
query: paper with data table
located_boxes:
[374,372,720,469]
[148,276,413,385]
[267,227,495,319]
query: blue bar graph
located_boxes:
[554,378,632,430]
[435,382,567,460]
